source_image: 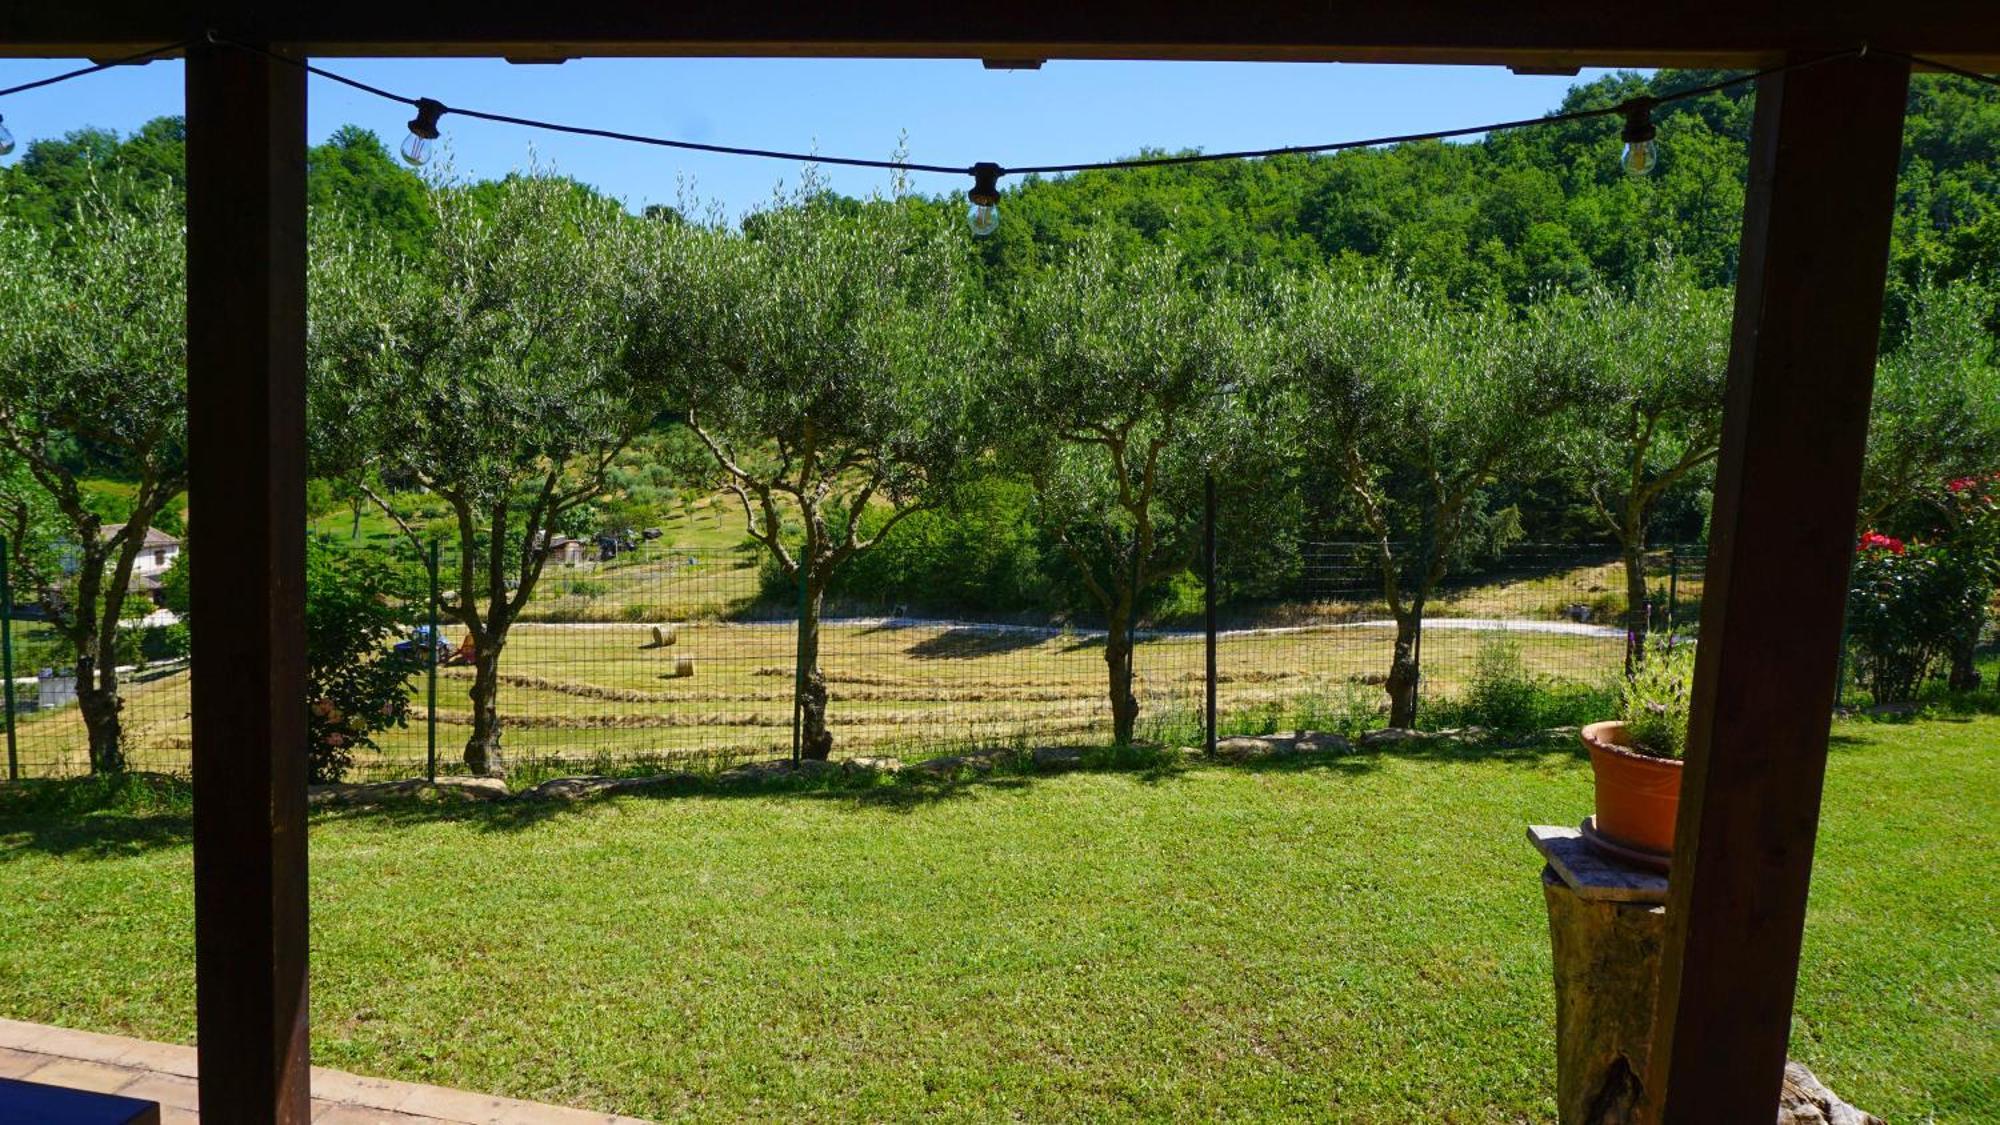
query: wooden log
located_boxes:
[1542,867,1666,1124]
[1532,829,1884,1125]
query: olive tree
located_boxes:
[1561,257,1730,651]
[667,187,981,760]
[312,174,671,777]
[999,235,1264,745]
[0,189,186,772]
[1861,279,2000,526]
[1277,269,1572,728]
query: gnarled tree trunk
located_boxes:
[74,651,126,774]
[1386,609,1422,729]
[1105,602,1139,745]
[463,627,508,776]
[1622,529,1650,666]
[1946,610,1985,692]
[797,578,834,760]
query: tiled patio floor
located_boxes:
[0,1018,648,1124]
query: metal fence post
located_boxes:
[1,536,18,781]
[1668,546,1680,642]
[1411,624,1422,728]
[427,537,440,783]
[1204,471,1217,756]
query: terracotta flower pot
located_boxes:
[1580,720,1683,856]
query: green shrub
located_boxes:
[138,622,190,662]
[1463,638,1542,733]
[1422,637,1617,735]
[1619,639,1695,758]
[1150,571,1206,625]
[764,477,1066,615]
[306,538,423,783]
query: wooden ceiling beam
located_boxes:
[2,3,1998,68]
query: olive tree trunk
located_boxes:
[463,625,509,776]
[1946,609,1986,693]
[74,651,126,773]
[1622,531,1650,664]
[797,577,834,761]
[1105,601,1139,745]
[1386,609,1422,729]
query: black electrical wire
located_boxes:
[1876,49,2000,90]
[8,36,1989,183]
[0,39,192,100]
[206,38,1873,181]
[210,35,964,174]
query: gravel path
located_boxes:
[520,615,1627,640]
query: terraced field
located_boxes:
[8,617,1626,778]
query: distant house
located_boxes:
[540,535,589,566]
[101,524,182,581]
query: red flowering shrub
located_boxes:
[1847,476,2000,702]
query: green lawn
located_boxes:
[0,717,1993,1122]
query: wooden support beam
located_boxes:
[1646,52,1909,1123]
[1,3,1999,67]
[185,38,312,1125]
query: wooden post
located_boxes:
[1647,53,1909,1124]
[185,38,313,1125]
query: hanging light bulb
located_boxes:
[966,162,1003,237]
[0,115,15,158]
[1620,97,1659,177]
[401,98,446,167]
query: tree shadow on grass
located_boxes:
[0,728,1592,858]
[900,627,1053,660]
[0,811,193,860]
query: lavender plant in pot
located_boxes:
[1581,639,1694,861]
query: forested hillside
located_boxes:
[974,70,2000,337]
[1,67,1994,621]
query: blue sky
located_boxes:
[0,55,1635,217]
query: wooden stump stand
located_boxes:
[1528,826,1886,1125]
[1529,825,1669,1124]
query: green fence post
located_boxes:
[427,537,440,783]
[1204,471,1217,756]
[1,535,18,782]
[1668,546,1680,640]
[1411,623,1422,729]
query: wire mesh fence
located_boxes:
[1,524,1710,782]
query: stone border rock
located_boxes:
[307,776,510,808]
[908,747,1023,776]
[1207,730,1354,759]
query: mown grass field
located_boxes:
[0,715,1991,1122]
[10,617,1627,779]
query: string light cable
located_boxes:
[0,39,193,156]
[0,36,1991,235]
[200,38,1892,235]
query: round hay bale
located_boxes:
[671,656,696,679]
